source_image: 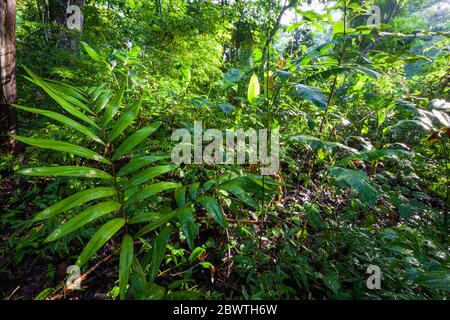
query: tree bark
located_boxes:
[0,0,17,154]
[45,0,84,50]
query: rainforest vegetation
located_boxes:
[0,0,449,300]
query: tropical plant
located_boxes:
[13,67,186,299]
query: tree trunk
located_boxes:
[0,0,18,154]
[45,0,84,50]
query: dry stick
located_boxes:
[48,249,119,300]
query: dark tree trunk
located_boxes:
[0,0,18,154]
[45,0,84,50]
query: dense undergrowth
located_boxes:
[0,0,449,300]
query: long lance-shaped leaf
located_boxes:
[44,78,89,103]
[90,84,107,102]
[117,155,170,177]
[119,235,134,300]
[135,204,191,238]
[17,166,113,180]
[26,75,94,115]
[109,96,143,142]
[13,105,105,145]
[33,187,117,221]
[198,196,228,228]
[23,67,98,128]
[125,182,180,205]
[101,82,127,126]
[13,136,111,165]
[124,164,177,189]
[95,93,111,113]
[76,218,125,267]
[80,41,106,63]
[45,201,121,242]
[112,121,162,161]
[148,225,172,283]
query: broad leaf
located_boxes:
[219,183,260,209]
[178,206,198,250]
[198,196,228,228]
[247,73,260,104]
[329,167,378,204]
[293,84,327,109]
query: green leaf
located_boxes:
[178,206,198,250]
[76,218,125,267]
[289,134,357,153]
[109,96,143,142]
[189,247,206,263]
[247,73,260,104]
[174,186,186,207]
[124,164,177,188]
[135,204,191,238]
[126,182,181,205]
[44,78,88,103]
[95,93,111,112]
[45,201,121,241]
[23,67,99,128]
[329,167,378,204]
[81,41,104,63]
[117,155,170,177]
[119,235,134,300]
[34,288,55,300]
[13,136,111,165]
[27,76,94,116]
[101,82,127,126]
[148,225,172,282]
[128,211,161,224]
[112,121,162,161]
[13,105,105,145]
[18,166,112,180]
[414,271,450,291]
[219,183,260,209]
[33,187,117,221]
[293,84,327,109]
[188,182,200,200]
[198,196,228,228]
